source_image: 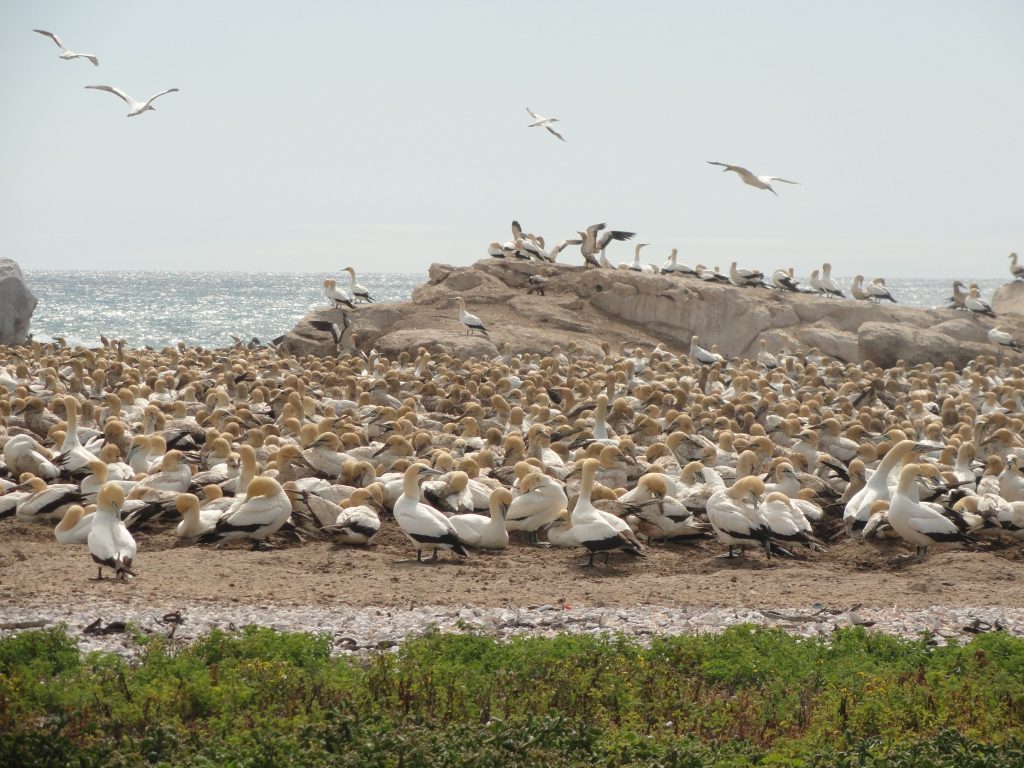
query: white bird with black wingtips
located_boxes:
[85,85,179,117]
[456,296,488,337]
[33,29,98,66]
[706,161,800,196]
[526,107,566,142]
[87,483,137,580]
[393,463,469,562]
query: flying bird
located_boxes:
[706,161,799,196]
[526,107,566,142]
[33,29,98,66]
[85,85,179,117]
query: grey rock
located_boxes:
[0,259,37,345]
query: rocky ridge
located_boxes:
[280,260,1024,365]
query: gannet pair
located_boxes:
[808,263,845,298]
[578,223,636,268]
[851,276,896,303]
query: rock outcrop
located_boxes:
[0,259,37,346]
[279,260,1022,366]
[992,281,1024,317]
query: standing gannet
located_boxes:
[729,262,765,287]
[965,285,995,318]
[888,464,975,557]
[706,476,771,558]
[706,161,800,195]
[32,29,98,66]
[850,275,873,302]
[820,263,845,297]
[661,248,696,275]
[1010,252,1024,281]
[455,296,488,337]
[989,327,1021,358]
[393,463,469,561]
[689,335,725,365]
[342,267,374,303]
[85,85,179,117]
[772,269,800,292]
[570,458,646,567]
[946,280,968,310]
[757,340,780,369]
[196,477,292,549]
[54,504,93,545]
[525,106,566,141]
[87,483,136,580]
[323,278,356,310]
[505,472,568,543]
[55,396,98,475]
[449,487,512,549]
[844,439,931,533]
[866,278,897,303]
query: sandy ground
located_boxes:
[3,516,1024,614]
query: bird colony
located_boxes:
[5,316,1024,584]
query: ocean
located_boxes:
[23,271,1006,349]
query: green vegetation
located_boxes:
[2,624,1024,766]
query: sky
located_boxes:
[1,1,1022,277]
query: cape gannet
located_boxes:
[526,107,566,142]
[196,477,292,549]
[1010,252,1024,281]
[393,463,469,561]
[85,85,179,117]
[706,161,800,195]
[342,267,374,303]
[661,248,696,275]
[965,285,995,318]
[87,483,136,580]
[578,223,635,268]
[866,278,897,303]
[455,296,488,337]
[33,29,98,66]
[323,278,356,310]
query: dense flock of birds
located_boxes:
[4,320,1024,581]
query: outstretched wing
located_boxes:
[765,176,800,185]
[707,161,755,180]
[545,125,566,142]
[526,106,541,120]
[85,85,133,105]
[33,29,65,50]
[147,87,180,106]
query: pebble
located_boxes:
[2,601,1021,660]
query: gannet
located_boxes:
[525,107,566,142]
[87,483,136,580]
[1010,252,1024,281]
[622,243,656,273]
[449,488,512,549]
[3,434,60,479]
[689,335,725,365]
[866,278,897,303]
[342,267,374,303]
[174,493,221,539]
[772,269,800,292]
[569,458,645,567]
[196,477,292,549]
[54,504,93,545]
[946,280,968,310]
[820,263,845,297]
[330,486,383,545]
[526,275,547,296]
[661,248,696,275]
[15,477,82,522]
[84,85,179,117]
[578,223,635,268]
[32,29,98,66]
[706,161,800,195]
[850,275,873,302]
[729,262,765,287]
[965,285,995,318]
[989,327,1021,357]
[504,472,568,543]
[888,464,975,557]
[393,463,469,561]
[455,296,488,337]
[706,476,771,558]
[323,278,356,310]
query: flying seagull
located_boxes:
[526,107,566,142]
[706,161,799,196]
[85,85,179,117]
[33,29,98,66]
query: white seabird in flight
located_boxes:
[526,107,566,142]
[706,161,800,196]
[33,29,98,66]
[85,85,179,117]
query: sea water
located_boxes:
[23,271,1005,349]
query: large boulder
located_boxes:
[0,259,37,345]
[992,281,1024,317]
[857,322,976,368]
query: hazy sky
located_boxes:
[2,1,1022,276]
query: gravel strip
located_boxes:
[3,601,1021,660]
